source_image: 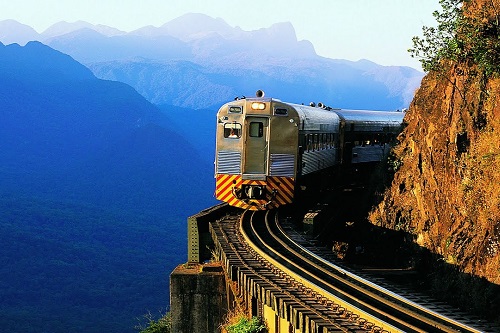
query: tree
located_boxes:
[409,0,500,75]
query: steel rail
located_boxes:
[269,212,485,333]
[241,209,403,333]
[242,207,490,332]
[263,213,433,332]
[242,210,353,332]
[213,210,353,332]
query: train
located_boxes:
[214,90,405,210]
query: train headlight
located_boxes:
[251,102,266,110]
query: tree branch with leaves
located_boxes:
[409,0,500,76]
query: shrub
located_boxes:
[136,311,171,333]
[225,316,265,333]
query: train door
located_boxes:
[243,117,269,175]
[341,121,354,164]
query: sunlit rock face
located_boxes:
[370,0,500,284]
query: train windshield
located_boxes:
[249,122,264,137]
[224,122,242,138]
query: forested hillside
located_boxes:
[0,41,215,333]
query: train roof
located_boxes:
[286,102,341,132]
[333,109,405,123]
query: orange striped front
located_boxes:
[215,174,295,210]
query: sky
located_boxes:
[0,0,442,70]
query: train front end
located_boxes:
[214,92,299,210]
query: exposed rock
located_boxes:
[370,0,500,285]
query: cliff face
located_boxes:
[370,0,500,284]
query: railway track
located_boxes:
[278,219,498,333]
[211,211,367,332]
[246,208,500,332]
[209,206,497,332]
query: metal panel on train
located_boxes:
[214,91,404,210]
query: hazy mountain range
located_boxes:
[0,14,423,333]
[0,14,424,110]
[0,40,215,333]
[0,40,214,214]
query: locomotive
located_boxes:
[214,90,404,210]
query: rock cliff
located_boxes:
[370,0,500,285]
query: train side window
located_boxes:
[249,122,263,137]
[274,108,288,116]
[224,123,242,138]
[229,106,242,113]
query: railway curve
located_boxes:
[202,205,497,332]
[239,209,495,333]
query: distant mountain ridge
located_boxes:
[0,20,40,45]
[0,14,315,60]
[0,18,420,333]
[0,41,213,214]
[0,14,424,110]
[0,40,95,82]
[43,20,126,38]
[0,40,218,333]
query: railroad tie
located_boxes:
[278,297,296,321]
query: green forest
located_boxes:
[0,195,186,333]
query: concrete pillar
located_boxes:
[170,263,228,333]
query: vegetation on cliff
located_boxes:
[220,305,266,333]
[369,0,500,319]
[224,316,266,333]
[409,0,500,75]
[136,313,171,333]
